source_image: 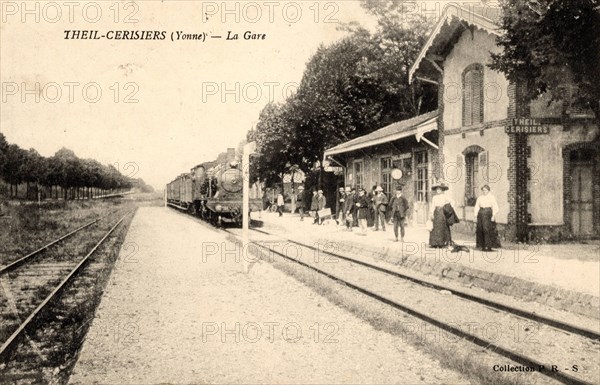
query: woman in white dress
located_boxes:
[474,185,501,251]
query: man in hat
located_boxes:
[389,186,409,242]
[336,187,346,226]
[351,188,359,227]
[316,189,327,225]
[355,188,371,234]
[343,186,354,231]
[373,186,388,231]
[368,185,378,227]
[310,189,319,224]
[276,190,285,217]
[296,186,306,221]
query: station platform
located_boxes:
[254,211,600,318]
[68,207,467,384]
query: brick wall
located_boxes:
[505,80,531,241]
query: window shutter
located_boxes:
[472,68,483,124]
[463,71,473,127]
[478,151,489,184]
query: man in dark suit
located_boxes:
[336,187,345,225]
[316,189,327,225]
[373,186,388,231]
[310,189,319,224]
[389,186,409,242]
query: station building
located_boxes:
[325,6,599,242]
[324,110,440,225]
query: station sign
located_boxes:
[325,166,344,173]
[505,118,550,134]
[391,153,411,161]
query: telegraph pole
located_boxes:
[242,141,256,273]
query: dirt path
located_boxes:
[68,207,468,384]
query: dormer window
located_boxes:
[462,63,484,126]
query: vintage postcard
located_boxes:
[1,1,598,384]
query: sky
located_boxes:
[0,0,379,189]
[1,1,489,189]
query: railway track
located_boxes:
[249,228,600,341]
[0,209,135,359]
[222,226,600,385]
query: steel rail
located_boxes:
[0,219,100,275]
[0,210,134,358]
[251,227,600,341]
[246,238,596,385]
[0,210,122,275]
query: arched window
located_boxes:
[459,145,487,207]
[462,63,484,127]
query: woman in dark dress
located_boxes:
[475,185,501,251]
[429,182,458,248]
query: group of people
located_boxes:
[428,182,501,251]
[296,186,409,241]
[295,187,327,224]
[274,181,502,251]
[304,185,410,242]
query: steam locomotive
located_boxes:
[166,148,262,226]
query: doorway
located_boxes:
[569,148,597,237]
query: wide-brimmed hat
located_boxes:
[375,186,384,192]
[432,181,449,191]
[298,186,304,190]
[345,187,351,192]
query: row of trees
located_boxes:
[248,2,436,188]
[248,0,599,188]
[0,133,147,200]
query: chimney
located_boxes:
[226,148,235,162]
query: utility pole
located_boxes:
[242,141,257,273]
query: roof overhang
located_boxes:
[324,114,438,158]
[409,5,501,84]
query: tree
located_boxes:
[489,0,600,118]
[253,102,299,189]
[0,133,9,186]
[3,144,26,197]
[0,136,142,201]
[249,3,435,185]
[20,148,45,199]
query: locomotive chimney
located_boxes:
[226,148,236,162]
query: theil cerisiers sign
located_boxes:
[505,118,550,134]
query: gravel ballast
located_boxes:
[68,207,469,384]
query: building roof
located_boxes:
[324,110,439,157]
[409,5,501,83]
